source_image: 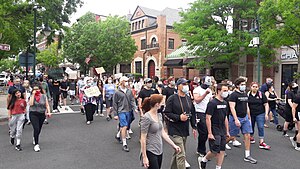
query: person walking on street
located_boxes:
[141,94,181,169]
[193,76,213,157]
[291,89,300,151]
[68,79,77,105]
[7,89,26,151]
[95,79,104,117]
[82,79,98,125]
[7,78,25,108]
[248,82,271,150]
[228,78,257,164]
[29,84,52,152]
[283,82,299,137]
[138,78,157,117]
[23,80,32,125]
[198,83,230,169]
[162,77,177,101]
[112,76,137,152]
[103,77,116,121]
[265,85,280,128]
[60,77,69,111]
[77,75,86,115]
[164,78,197,169]
[52,79,60,113]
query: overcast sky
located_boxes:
[70,0,195,23]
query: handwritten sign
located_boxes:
[84,86,101,97]
[68,71,78,79]
[95,67,105,74]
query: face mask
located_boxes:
[182,85,189,93]
[170,81,175,86]
[201,84,209,89]
[271,88,274,92]
[35,90,40,95]
[87,82,92,86]
[221,91,229,98]
[239,85,246,92]
[124,82,129,86]
[292,86,298,93]
[146,83,152,88]
[108,80,112,83]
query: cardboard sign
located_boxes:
[95,67,105,74]
[114,73,123,79]
[84,86,101,97]
[68,71,78,79]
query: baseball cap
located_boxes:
[202,76,212,86]
[120,76,129,82]
[144,78,152,83]
[176,78,190,86]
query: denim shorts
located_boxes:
[118,112,131,127]
[229,115,253,136]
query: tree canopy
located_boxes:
[37,42,63,68]
[174,0,275,69]
[259,0,300,81]
[63,13,137,74]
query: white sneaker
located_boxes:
[232,140,242,147]
[229,140,233,144]
[185,160,191,168]
[99,114,104,117]
[295,147,300,151]
[128,129,133,134]
[95,114,99,116]
[126,134,131,139]
[290,137,297,148]
[86,121,91,125]
[34,144,40,152]
[226,144,232,150]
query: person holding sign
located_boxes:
[82,79,99,125]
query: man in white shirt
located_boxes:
[193,76,213,157]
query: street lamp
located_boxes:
[249,16,261,84]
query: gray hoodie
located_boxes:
[113,87,136,114]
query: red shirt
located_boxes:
[11,99,26,115]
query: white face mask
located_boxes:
[124,82,129,86]
[221,91,229,98]
[182,85,189,93]
[108,80,112,83]
[170,81,175,86]
[239,85,246,92]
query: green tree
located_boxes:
[37,42,63,68]
[0,58,20,72]
[63,13,137,74]
[0,0,83,60]
[258,0,300,82]
[175,0,272,70]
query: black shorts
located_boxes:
[285,109,293,122]
[61,92,68,99]
[105,97,113,108]
[209,135,226,153]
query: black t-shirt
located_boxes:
[206,98,228,136]
[294,95,300,115]
[248,91,268,116]
[138,88,156,102]
[228,91,248,118]
[164,94,196,137]
[60,81,68,92]
[267,91,277,109]
[68,82,76,90]
[163,86,177,100]
[52,81,60,94]
[286,91,295,111]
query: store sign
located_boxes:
[281,50,298,60]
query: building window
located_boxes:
[138,21,141,29]
[168,38,174,49]
[135,22,137,30]
[135,61,142,74]
[151,37,157,45]
[142,20,144,28]
[168,68,174,76]
[141,39,146,50]
[132,23,134,31]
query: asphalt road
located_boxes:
[0,103,299,169]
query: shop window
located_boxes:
[135,61,142,74]
[141,39,146,50]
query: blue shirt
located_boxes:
[104,84,115,96]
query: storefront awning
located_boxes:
[163,59,183,66]
[183,58,195,65]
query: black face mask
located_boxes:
[292,86,298,93]
[201,84,209,89]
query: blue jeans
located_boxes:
[96,95,103,114]
[229,115,253,136]
[269,108,278,125]
[250,113,265,139]
[118,112,131,127]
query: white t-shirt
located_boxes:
[193,86,213,113]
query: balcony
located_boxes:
[146,43,159,50]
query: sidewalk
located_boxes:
[0,94,8,122]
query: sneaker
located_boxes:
[198,156,206,169]
[34,144,40,152]
[106,117,111,121]
[295,147,300,151]
[196,152,205,157]
[283,133,289,137]
[115,136,122,144]
[43,120,49,125]
[232,140,242,147]
[128,129,133,134]
[86,121,91,125]
[250,137,255,144]
[10,137,15,145]
[122,145,130,152]
[264,124,269,128]
[99,113,104,117]
[126,134,131,139]
[226,144,232,150]
[26,121,31,125]
[259,142,271,150]
[15,145,22,151]
[228,140,233,144]
[185,160,191,168]
[244,156,257,164]
[290,137,297,148]
[95,113,99,116]
[109,114,112,119]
